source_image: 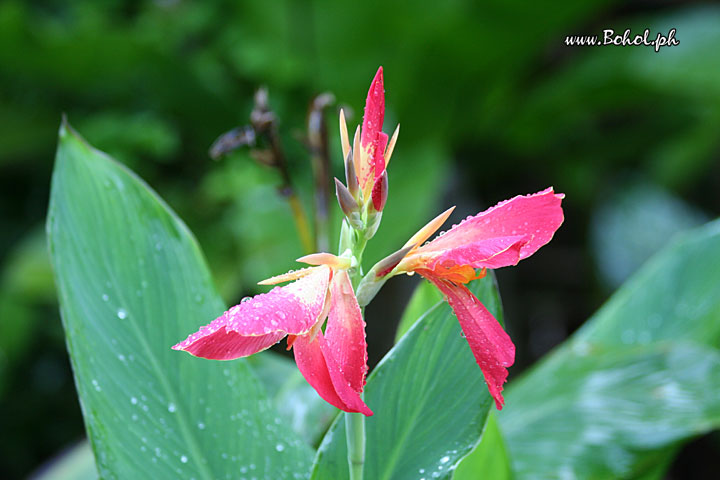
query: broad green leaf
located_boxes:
[576,219,720,349]
[501,220,720,479]
[47,122,312,479]
[395,279,442,342]
[453,413,513,480]
[502,343,720,479]
[311,275,504,480]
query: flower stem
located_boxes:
[346,409,366,480]
[344,229,368,480]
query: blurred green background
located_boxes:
[1,0,719,478]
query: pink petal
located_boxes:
[422,188,564,262]
[361,67,385,150]
[293,332,373,416]
[420,271,515,409]
[324,270,368,392]
[172,266,331,359]
[172,329,285,360]
[374,131,388,178]
[358,67,386,193]
[371,170,388,212]
[427,235,529,271]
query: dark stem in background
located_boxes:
[209,87,315,254]
[307,93,334,253]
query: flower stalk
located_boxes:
[344,226,369,480]
[346,408,366,480]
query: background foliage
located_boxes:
[1,0,719,478]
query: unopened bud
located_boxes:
[371,170,388,212]
[335,178,363,229]
[373,245,415,278]
[344,150,360,200]
[355,244,413,307]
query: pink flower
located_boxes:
[172,254,372,416]
[395,188,565,409]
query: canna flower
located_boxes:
[392,188,564,409]
[172,253,372,416]
[339,66,398,212]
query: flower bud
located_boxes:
[335,178,363,229]
[355,245,414,307]
[344,150,360,200]
[373,245,415,278]
[371,170,388,212]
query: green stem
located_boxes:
[342,223,369,480]
[346,409,366,480]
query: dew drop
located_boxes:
[168,402,177,413]
[117,308,128,319]
[102,294,109,302]
[180,455,188,463]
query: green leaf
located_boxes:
[47,122,312,479]
[453,413,513,480]
[395,279,442,343]
[311,275,504,480]
[502,342,720,479]
[576,219,720,349]
[500,220,720,479]
[248,353,338,447]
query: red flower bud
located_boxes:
[371,170,388,212]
